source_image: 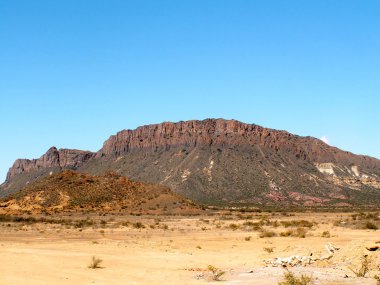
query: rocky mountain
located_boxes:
[1,170,198,214]
[2,119,380,207]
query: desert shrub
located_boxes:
[0,215,38,224]
[338,212,379,230]
[132,222,145,229]
[207,265,225,281]
[264,247,274,253]
[74,219,95,228]
[121,221,130,227]
[321,231,331,238]
[160,224,169,230]
[280,228,308,238]
[259,230,277,238]
[355,212,379,221]
[280,230,292,237]
[294,227,307,238]
[88,256,103,269]
[0,215,98,228]
[242,221,262,231]
[245,236,252,241]
[364,221,378,230]
[349,255,370,277]
[228,223,240,231]
[280,220,314,228]
[278,270,313,285]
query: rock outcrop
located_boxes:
[6,147,95,181]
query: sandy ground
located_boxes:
[0,212,379,285]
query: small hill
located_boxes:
[0,170,199,214]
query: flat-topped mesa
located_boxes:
[99,119,302,155]
[98,119,379,170]
[3,118,380,206]
[6,147,95,182]
[99,119,259,155]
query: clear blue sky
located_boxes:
[1,0,379,183]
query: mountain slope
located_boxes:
[2,119,380,207]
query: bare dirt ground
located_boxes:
[0,211,379,285]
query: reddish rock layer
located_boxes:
[98,119,380,170]
[6,147,95,181]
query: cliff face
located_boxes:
[2,119,380,207]
[6,147,95,182]
[98,119,380,172]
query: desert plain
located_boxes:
[0,210,379,285]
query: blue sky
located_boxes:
[1,0,379,183]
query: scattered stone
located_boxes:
[265,243,340,267]
[366,246,379,252]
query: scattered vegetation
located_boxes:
[242,221,262,231]
[132,222,145,229]
[259,230,277,238]
[335,212,379,230]
[280,220,314,228]
[0,214,95,228]
[280,227,308,238]
[278,270,313,285]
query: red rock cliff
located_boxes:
[6,147,95,181]
[98,119,380,170]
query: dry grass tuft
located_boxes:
[348,255,370,277]
[280,227,308,238]
[263,247,274,253]
[259,230,277,238]
[278,270,313,285]
[88,256,103,269]
[207,265,225,281]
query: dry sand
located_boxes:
[0,212,379,284]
